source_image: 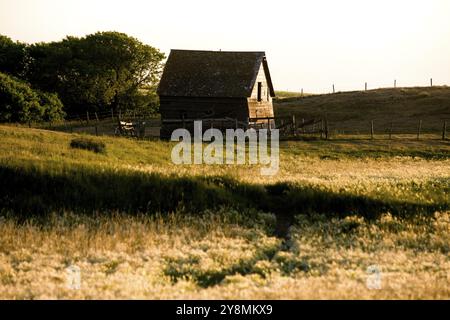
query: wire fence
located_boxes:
[31,109,161,138]
[28,111,449,141]
[275,115,448,140]
[61,109,158,123]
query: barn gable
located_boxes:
[247,63,275,119]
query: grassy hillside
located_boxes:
[0,125,448,217]
[275,86,450,135]
[0,125,449,299]
[275,90,313,98]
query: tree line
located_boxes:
[0,32,165,123]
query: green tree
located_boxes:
[26,32,165,115]
[38,90,65,121]
[0,35,27,77]
[0,71,65,123]
[26,40,86,114]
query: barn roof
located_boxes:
[157,50,275,98]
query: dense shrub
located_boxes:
[0,72,65,123]
[70,138,106,154]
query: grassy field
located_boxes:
[274,90,312,99]
[274,86,450,135]
[0,125,449,299]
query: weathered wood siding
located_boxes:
[247,63,274,120]
[159,96,249,138]
[160,96,249,119]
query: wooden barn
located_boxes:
[157,49,275,138]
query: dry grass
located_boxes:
[0,211,449,299]
[274,90,313,99]
[0,125,449,299]
[274,86,450,134]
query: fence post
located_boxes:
[320,119,324,139]
[443,121,447,140]
[417,120,422,140]
[325,118,329,140]
[86,111,90,125]
[95,112,99,122]
[389,121,393,140]
[292,115,296,136]
[370,120,374,139]
[143,114,146,137]
[365,82,368,91]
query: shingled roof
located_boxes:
[157,50,275,98]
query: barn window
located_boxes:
[257,82,262,102]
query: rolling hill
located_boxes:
[274,86,450,134]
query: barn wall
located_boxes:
[159,96,249,138]
[160,96,249,119]
[247,63,274,120]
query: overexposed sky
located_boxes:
[1,0,450,93]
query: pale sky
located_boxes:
[1,0,450,93]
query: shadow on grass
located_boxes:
[0,163,446,221]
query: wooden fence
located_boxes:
[30,111,448,141]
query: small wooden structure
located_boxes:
[114,118,148,138]
[157,50,276,138]
[115,120,136,136]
